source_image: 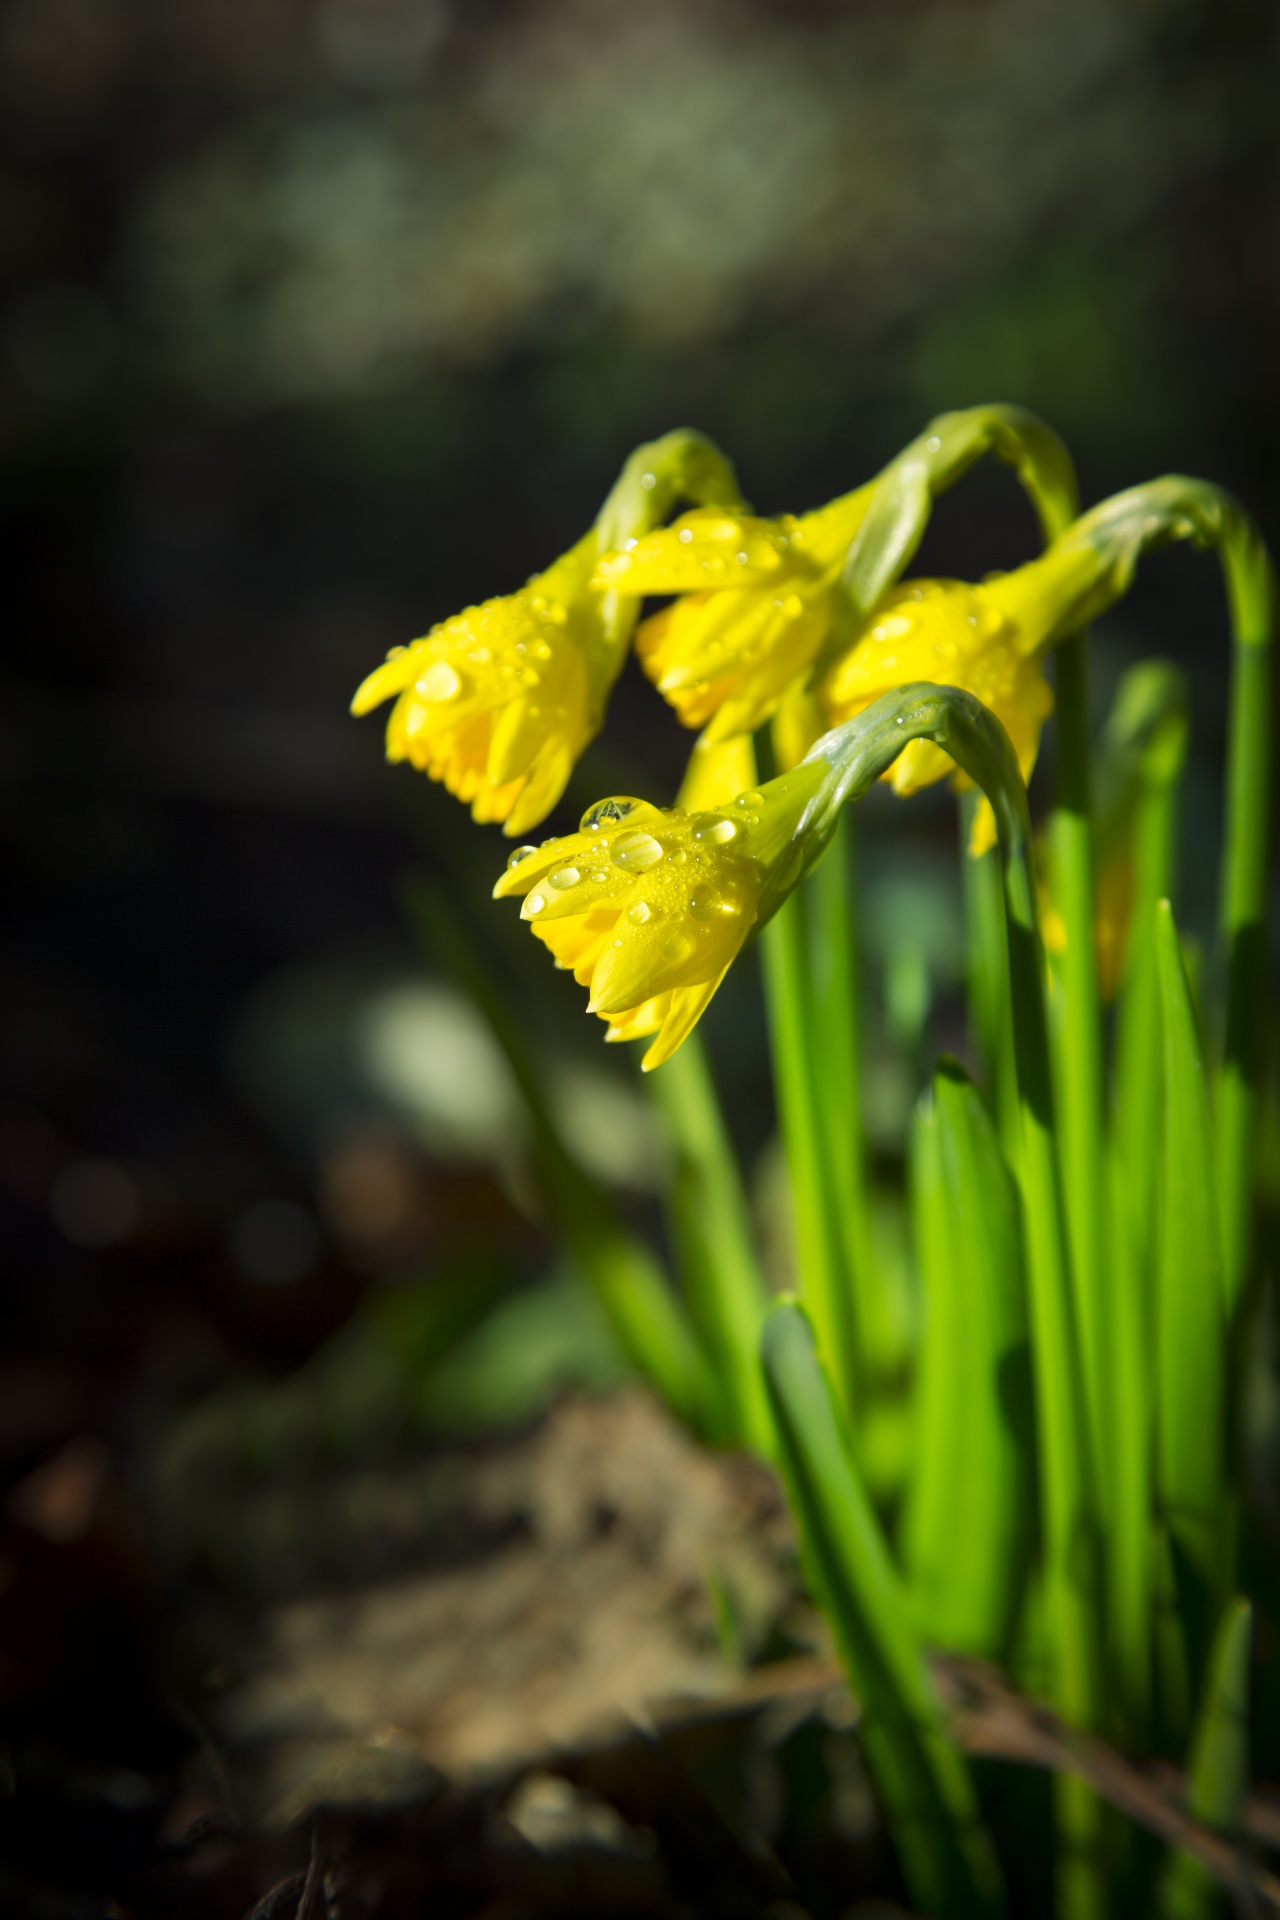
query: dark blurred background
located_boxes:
[2,0,1279,1908]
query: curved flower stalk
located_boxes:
[816,475,1274,871]
[594,405,1076,747]
[351,429,742,836]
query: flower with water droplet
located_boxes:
[593,491,873,742]
[492,770,825,1069]
[808,541,1104,851]
[351,430,743,835]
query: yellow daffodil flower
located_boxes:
[594,491,871,742]
[352,430,743,836]
[351,537,608,838]
[493,771,824,1069]
[815,534,1101,852]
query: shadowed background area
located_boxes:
[2,2,1279,1913]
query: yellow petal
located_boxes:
[676,732,758,811]
[603,993,669,1043]
[503,745,575,838]
[587,902,748,1016]
[641,971,732,1070]
[594,509,800,594]
[351,649,416,715]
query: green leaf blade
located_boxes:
[905,1063,1031,1660]
[762,1299,1006,1920]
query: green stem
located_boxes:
[806,807,874,1366]
[1000,786,1107,1919]
[1030,478,1274,1317]
[761,891,859,1415]
[1218,627,1272,1320]
[961,791,1022,1171]
[407,880,716,1432]
[647,1035,773,1453]
[763,1300,1007,1919]
[1049,633,1112,1538]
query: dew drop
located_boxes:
[549,866,580,889]
[507,845,538,869]
[694,817,736,844]
[531,640,552,661]
[622,537,638,551]
[678,527,694,544]
[590,870,608,884]
[612,829,664,873]
[688,888,733,921]
[640,472,656,489]
[580,796,643,832]
[525,892,547,915]
[925,434,942,453]
[735,550,750,565]
[733,790,765,811]
[627,900,652,924]
[416,659,462,702]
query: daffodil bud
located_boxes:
[492,772,825,1070]
[351,428,741,835]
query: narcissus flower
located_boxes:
[352,428,743,836]
[351,537,610,838]
[815,535,1101,852]
[493,772,824,1069]
[595,491,871,742]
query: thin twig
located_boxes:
[646,1656,1280,1913]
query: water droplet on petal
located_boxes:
[526,892,547,914]
[612,829,664,873]
[590,870,608,884]
[580,796,643,832]
[507,845,538,869]
[694,817,736,844]
[549,866,580,889]
[627,900,652,924]
[688,888,729,920]
[640,472,657,490]
[736,551,749,565]
[733,790,765,811]
[925,434,942,453]
[678,527,694,544]
[416,659,462,701]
